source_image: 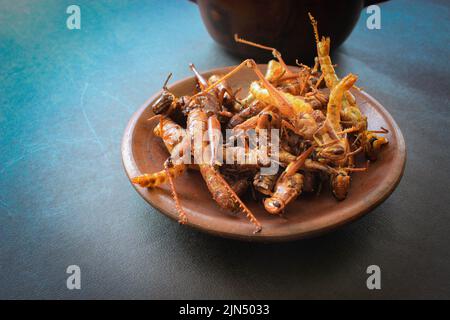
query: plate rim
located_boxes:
[121,64,407,242]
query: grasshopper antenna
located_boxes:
[162,72,173,90]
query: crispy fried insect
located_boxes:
[151,73,190,117]
[330,164,368,201]
[188,106,262,232]
[263,146,314,214]
[132,158,187,223]
[133,116,189,189]
[327,74,358,132]
[132,116,190,222]
[310,12,364,125]
[311,74,358,163]
[151,73,176,115]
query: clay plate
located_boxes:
[122,65,406,242]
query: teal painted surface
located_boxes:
[0,0,449,298]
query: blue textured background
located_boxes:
[1,0,449,298]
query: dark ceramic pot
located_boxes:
[191,0,386,63]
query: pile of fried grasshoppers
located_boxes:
[132,14,389,233]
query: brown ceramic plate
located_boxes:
[122,65,406,242]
